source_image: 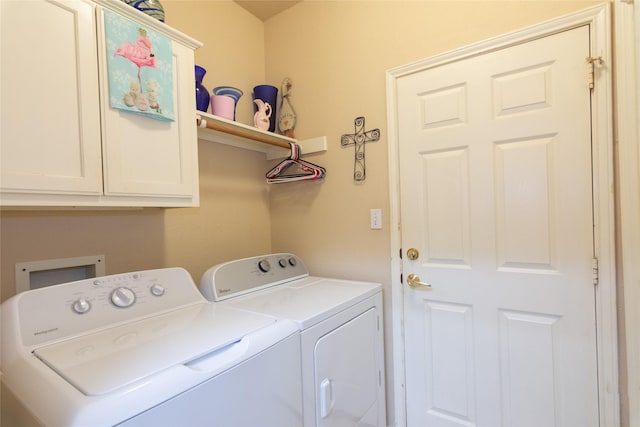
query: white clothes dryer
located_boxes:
[1,267,303,427]
[200,253,387,427]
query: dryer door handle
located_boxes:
[319,378,334,419]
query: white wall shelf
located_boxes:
[196,111,326,159]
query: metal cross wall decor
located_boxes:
[341,116,380,182]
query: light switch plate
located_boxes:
[370,209,382,229]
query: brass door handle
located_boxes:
[407,274,432,290]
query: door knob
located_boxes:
[407,248,419,260]
[407,274,432,290]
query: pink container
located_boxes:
[211,95,235,120]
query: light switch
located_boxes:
[370,209,382,229]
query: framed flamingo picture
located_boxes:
[103,9,174,122]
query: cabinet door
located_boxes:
[0,0,103,197]
[98,12,198,205]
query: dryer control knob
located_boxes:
[72,298,91,314]
[258,259,271,273]
[150,284,165,296]
[288,257,297,267]
[111,287,136,308]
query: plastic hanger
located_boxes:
[266,142,326,184]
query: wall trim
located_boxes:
[385,4,618,426]
[614,0,640,424]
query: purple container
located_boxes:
[195,66,210,112]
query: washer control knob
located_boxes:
[111,287,136,308]
[72,298,91,314]
[150,284,165,296]
[278,258,287,268]
[288,257,297,267]
[258,259,271,273]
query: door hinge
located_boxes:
[586,56,602,90]
[592,258,599,286]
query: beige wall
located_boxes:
[163,0,274,283]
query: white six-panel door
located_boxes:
[397,25,600,426]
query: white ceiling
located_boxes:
[234,1,301,21]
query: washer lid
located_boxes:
[33,303,275,396]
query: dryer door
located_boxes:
[314,307,380,427]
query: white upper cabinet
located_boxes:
[1,0,103,197]
[0,0,202,208]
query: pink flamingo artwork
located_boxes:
[114,28,156,87]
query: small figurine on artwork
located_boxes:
[278,78,297,138]
[123,80,141,107]
[146,79,162,113]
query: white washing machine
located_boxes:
[200,253,387,427]
[1,267,303,427]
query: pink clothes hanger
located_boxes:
[266,142,326,184]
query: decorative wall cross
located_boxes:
[341,116,380,182]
